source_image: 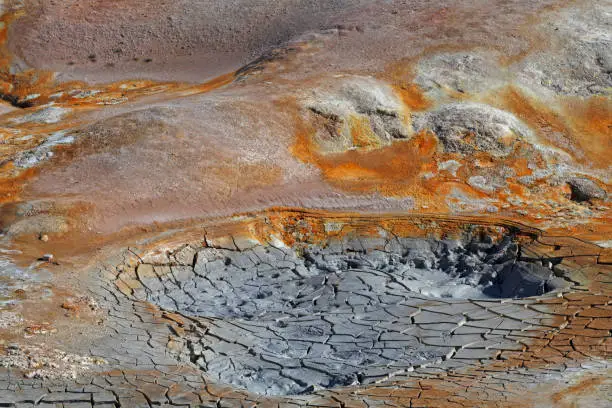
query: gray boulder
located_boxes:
[567,177,607,202]
[412,103,532,157]
[305,76,411,153]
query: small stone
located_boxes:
[567,177,607,202]
[13,289,26,299]
[39,254,55,263]
[39,233,49,242]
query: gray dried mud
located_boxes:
[136,233,569,395]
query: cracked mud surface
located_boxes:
[0,0,611,406]
[1,211,611,407]
[139,234,569,395]
[145,235,564,317]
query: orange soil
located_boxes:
[563,96,612,169]
[0,163,36,204]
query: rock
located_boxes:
[412,103,532,157]
[305,76,411,153]
[39,253,55,263]
[567,177,607,202]
[39,233,49,242]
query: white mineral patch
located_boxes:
[438,160,462,176]
[13,131,75,168]
[11,106,71,125]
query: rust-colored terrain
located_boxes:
[0,0,610,407]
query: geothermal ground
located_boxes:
[0,0,610,407]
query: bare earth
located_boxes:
[0,0,610,407]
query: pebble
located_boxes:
[40,254,55,262]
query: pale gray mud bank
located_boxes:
[134,232,571,395]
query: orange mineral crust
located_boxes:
[293,124,442,201]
